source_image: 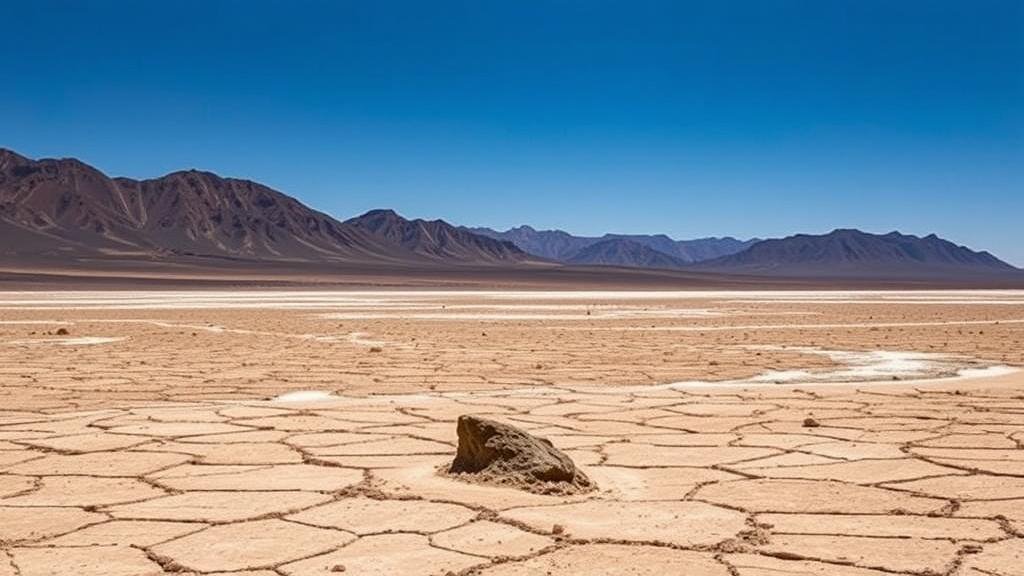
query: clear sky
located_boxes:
[3,1,1022,264]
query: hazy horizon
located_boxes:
[3,1,1021,264]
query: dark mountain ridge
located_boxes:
[0,148,529,265]
[345,209,527,263]
[696,228,1018,278]
[567,238,689,268]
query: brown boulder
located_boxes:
[447,415,593,494]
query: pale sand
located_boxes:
[0,289,1023,575]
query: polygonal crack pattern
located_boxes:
[3,380,1023,575]
[1,291,1023,575]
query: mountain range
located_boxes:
[468,225,758,266]
[0,148,1019,283]
[0,148,529,266]
[472,223,1016,278]
[567,238,691,268]
[695,228,1018,278]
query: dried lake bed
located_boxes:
[1,290,1023,575]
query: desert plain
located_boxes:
[1,289,1024,576]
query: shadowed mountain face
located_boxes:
[0,149,529,265]
[603,233,758,263]
[344,209,527,263]
[696,229,1018,278]
[567,238,688,268]
[469,225,756,264]
[469,226,593,261]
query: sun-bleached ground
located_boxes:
[1,290,1023,575]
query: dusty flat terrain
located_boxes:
[1,290,1024,575]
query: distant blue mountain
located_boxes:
[695,229,1019,278]
[468,225,758,267]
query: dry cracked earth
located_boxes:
[1,290,1024,576]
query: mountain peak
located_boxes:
[0,148,533,267]
[0,148,32,172]
[698,228,1017,277]
[474,226,757,264]
[568,238,686,269]
[346,209,531,263]
[361,208,400,218]
[0,148,29,162]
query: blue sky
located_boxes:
[3,1,1022,264]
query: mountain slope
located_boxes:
[602,233,758,263]
[468,225,593,261]
[567,238,688,269]
[0,148,394,262]
[470,225,756,264]
[0,148,530,265]
[345,210,529,263]
[0,148,153,255]
[696,229,1018,277]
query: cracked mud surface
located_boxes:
[1,290,1024,575]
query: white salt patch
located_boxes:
[322,313,580,321]
[1,289,1021,310]
[750,370,813,382]
[728,299,1024,305]
[798,349,934,381]
[664,347,1012,389]
[345,332,387,346]
[7,337,124,346]
[0,320,73,325]
[273,391,335,402]
[956,365,1018,379]
[65,337,124,345]
[319,308,723,321]
[747,348,951,383]
[588,318,1024,332]
[486,289,1024,302]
